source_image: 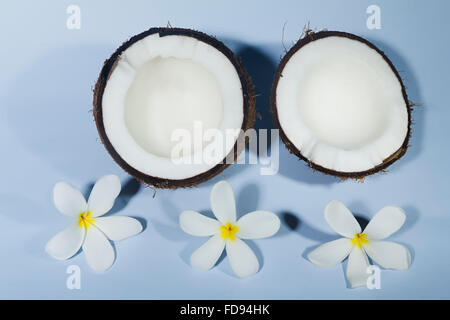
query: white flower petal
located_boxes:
[82,226,115,272]
[210,180,236,224]
[307,238,353,268]
[53,182,87,217]
[179,210,221,236]
[346,247,370,288]
[226,238,259,278]
[324,200,361,238]
[94,216,142,241]
[190,234,225,271]
[364,241,411,270]
[363,206,406,240]
[45,223,85,260]
[236,211,280,239]
[87,174,121,217]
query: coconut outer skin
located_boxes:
[93,27,256,189]
[270,30,412,179]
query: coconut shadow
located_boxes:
[368,38,425,170]
[195,41,278,187]
[235,38,424,184]
[239,42,338,185]
[237,45,277,135]
[5,45,117,179]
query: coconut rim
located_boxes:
[93,27,255,188]
[270,30,412,179]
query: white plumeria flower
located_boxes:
[308,200,411,288]
[179,180,280,278]
[45,174,143,272]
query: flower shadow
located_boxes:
[82,177,142,217]
[157,206,229,270]
[44,177,145,267]
[158,195,182,223]
[109,178,141,215]
[282,211,336,242]
[167,182,269,276]
[151,195,192,243]
[179,237,209,267]
[395,205,420,236]
[235,183,266,270]
[0,194,57,259]
[280,211,336,260]
[153,220,189,243]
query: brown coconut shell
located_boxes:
[93,27,255,188]
[270,30,411,179]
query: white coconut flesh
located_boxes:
[102,33,244,180]
[276,36,408,173]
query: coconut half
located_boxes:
[271,31,411,178]
[94,28,255,188]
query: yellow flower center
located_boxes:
[220,222,239,241]
[78,211,94,229]
[350,233,369,248]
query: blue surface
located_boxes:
[0,0,449,299]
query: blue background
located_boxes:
[0,0,448,299]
